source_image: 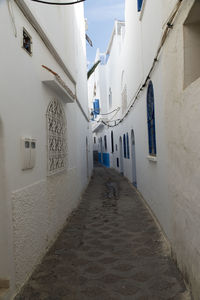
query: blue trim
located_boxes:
[111,131,114,153]
[103,153,110,167]
[93,99,100,118]
[98,153,102,163]
[137,0,143,11]
[98,152,110,167]
[126,133,130,159]
[147,81,157,155]
[123,134,126,158]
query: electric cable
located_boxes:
[99,0,183,128]
[93,107,120,116]
[29,0,85,5]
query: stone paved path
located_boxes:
[15,166,191,300]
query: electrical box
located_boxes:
[21,137,36,170]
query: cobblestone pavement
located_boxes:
[15,166,191,300]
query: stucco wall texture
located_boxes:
[0,1,92,299]
[12,168,80,288]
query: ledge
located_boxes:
[42,75,76,103]
[15,0,76,85]
[147,155,157,162]
[92,122,104,133]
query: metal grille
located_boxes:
[46,99,66,175]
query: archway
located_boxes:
[131,130,137,187]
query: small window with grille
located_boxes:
[22,28,32,55]
[46,99,67,175]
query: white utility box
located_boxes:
[21,137,37,170]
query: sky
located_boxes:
[84,0,125,69]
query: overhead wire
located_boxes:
[100,0,183,128]
[93,107,120,116]
[29,0,85,5]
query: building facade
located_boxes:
[89,1,200,298]
[0,0,92,299]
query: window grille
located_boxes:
[147,81,157,156]
[46,99,67,175]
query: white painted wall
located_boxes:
[0,1,92,299]
[162,1,200,298]
[88,0,200,298]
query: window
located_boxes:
[183,0,200,88]
[123,134,126,158]
[137,0,144,12]
[147,81,156,156]
[104,135,107,150]
[126,133,130,159]
[111,131,114,153]
[23,28,32,55]
[93,99,100,118]
[94,137,96,144]
[115,144,118,151]
[47,99,66,175]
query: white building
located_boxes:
[88,0,200,298]
[0,1,92,299]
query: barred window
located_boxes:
[46,99,66,175]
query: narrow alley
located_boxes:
[15,166,191,300]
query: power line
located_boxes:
[29,0,85,5]
[100,0,183,128]
[93,107,120,116]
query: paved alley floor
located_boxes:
[16,166,191,300]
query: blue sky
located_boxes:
[84,0,125,68]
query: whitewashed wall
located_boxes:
[162,1,200,298]
[0,1,92,299]
[89,0,200,298]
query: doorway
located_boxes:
[131,130,137,187]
